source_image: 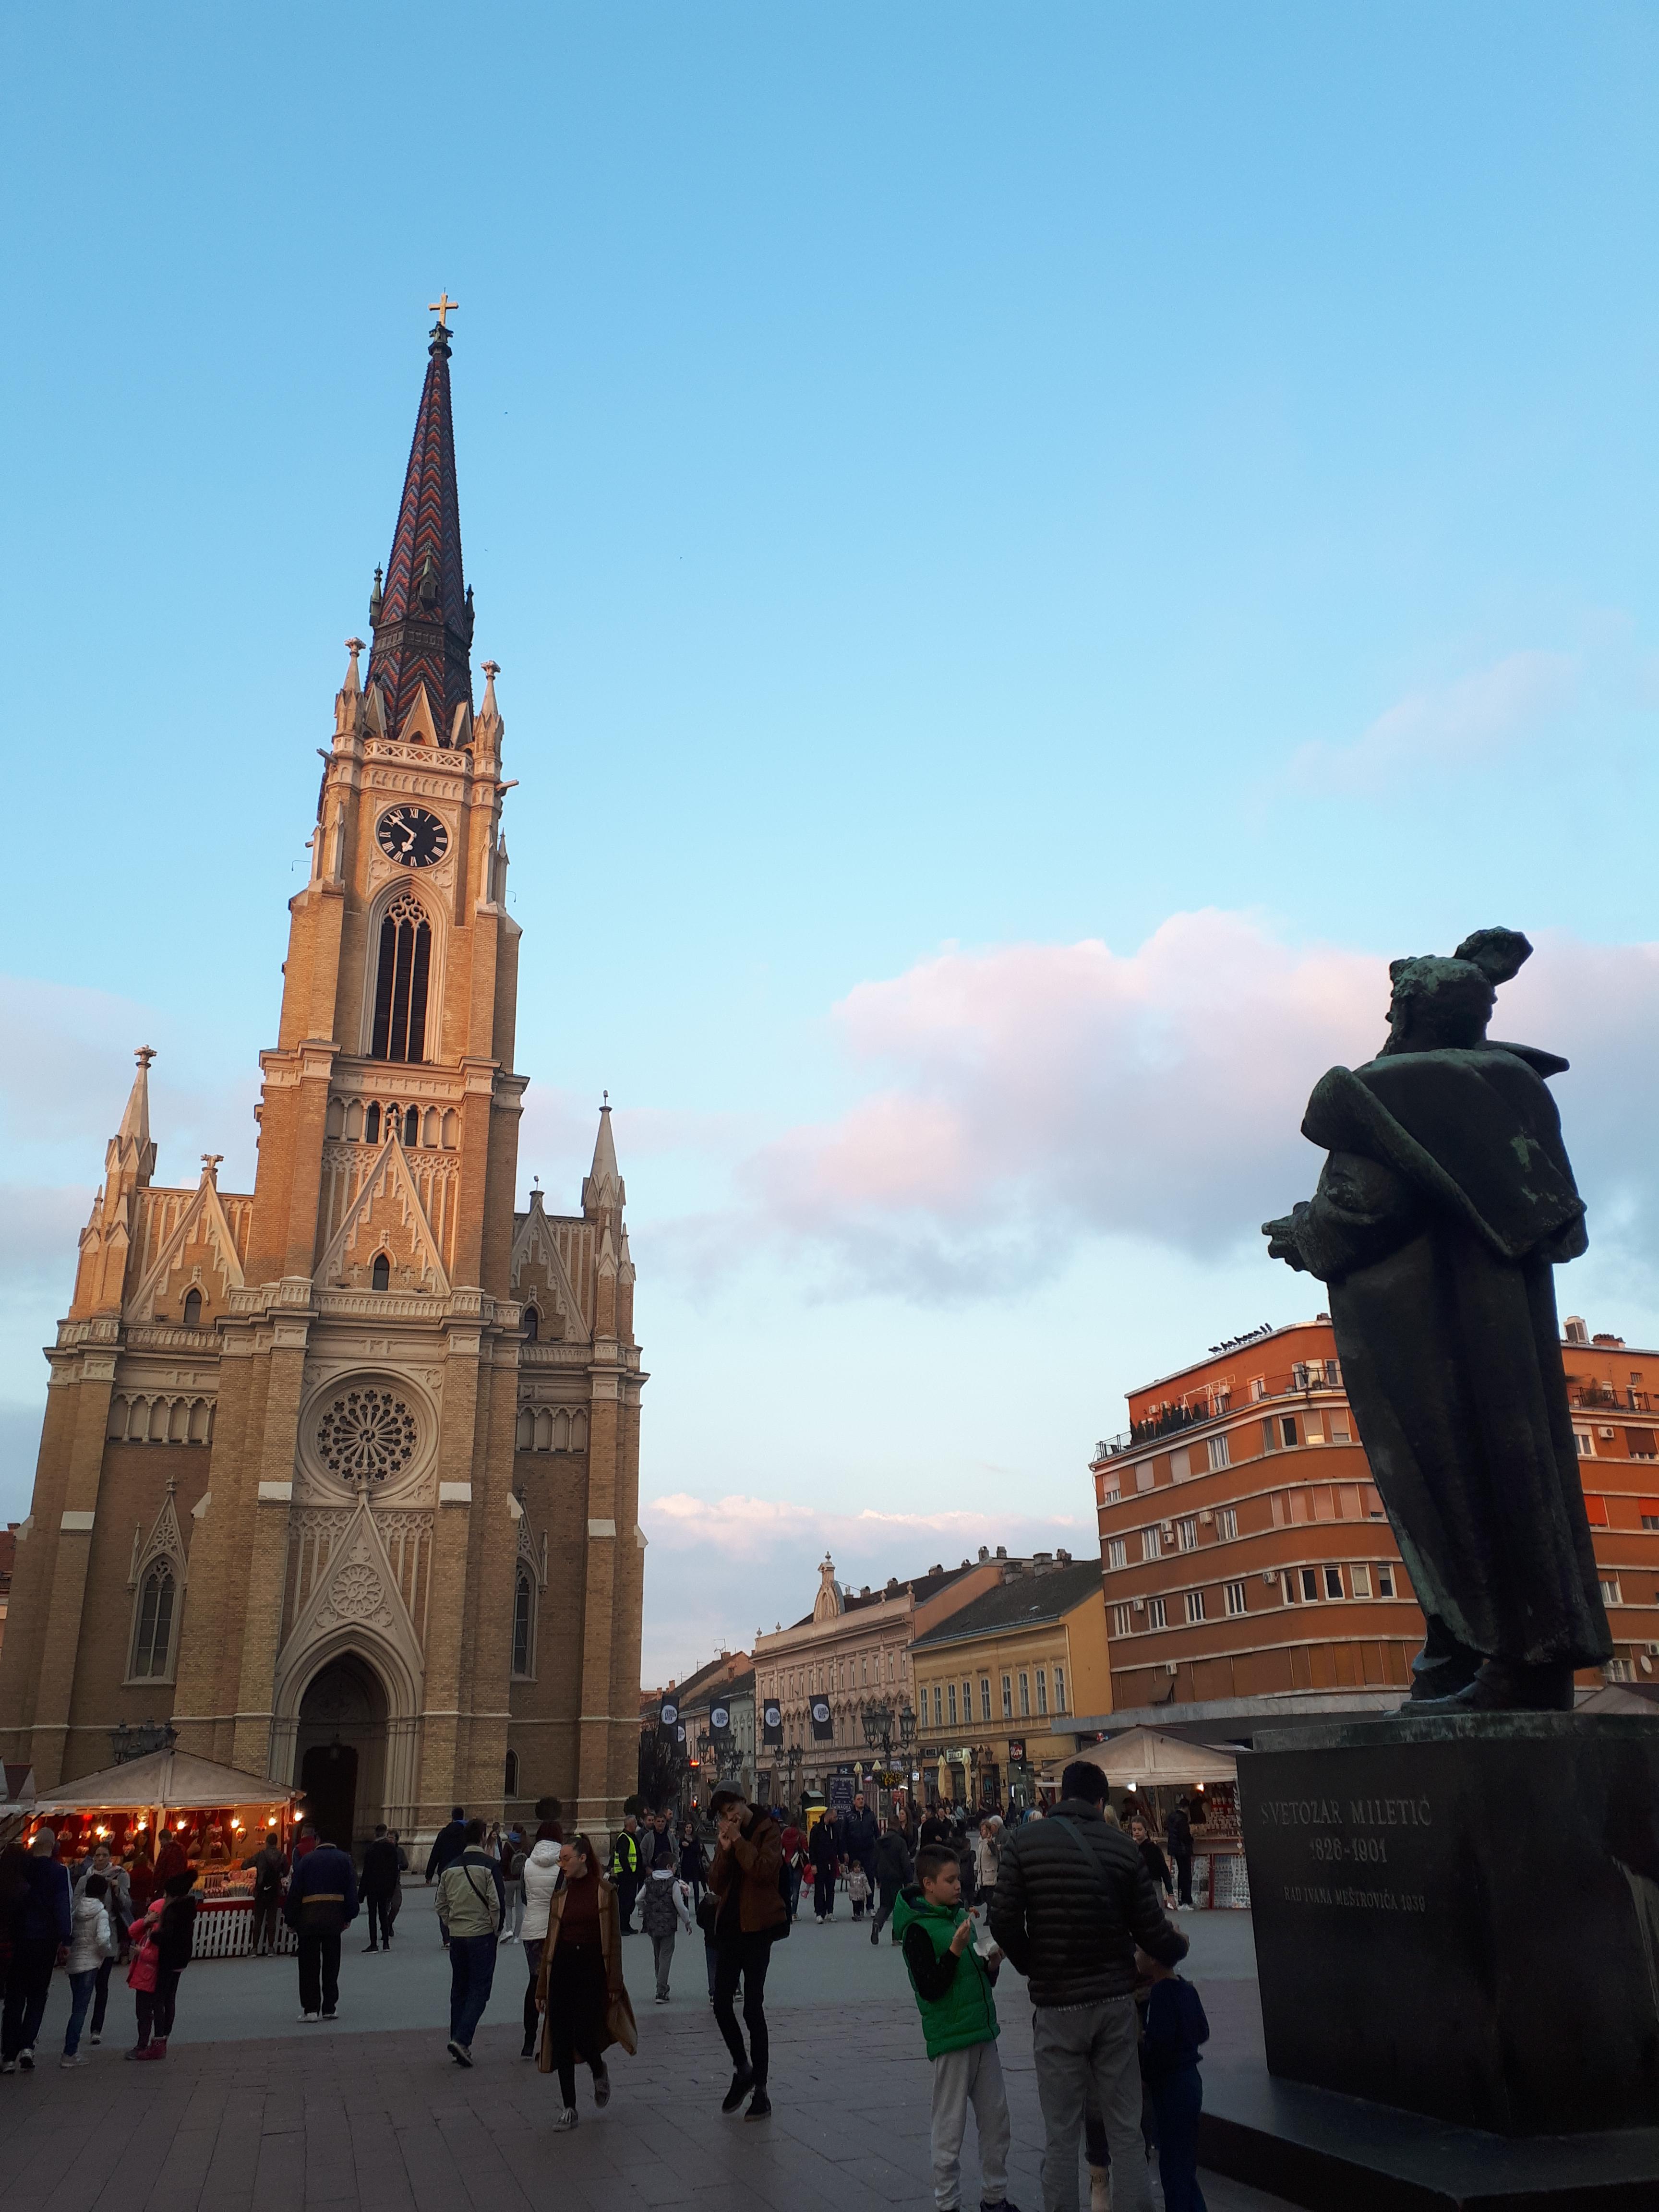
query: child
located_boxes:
[1136,1945,1211,2212]
[61,1872,114,2067]
[638,1856,696,2003]
[847,1861,870,1919]
[895,1843,1019,2212]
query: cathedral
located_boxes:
[0,310,646,1847]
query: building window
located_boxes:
[1106,1537,1127,1570]
[1606,1657,1635,1683]
[1331,1412,1352,1443]
[1146,1597,1166,1630]
[1323,1360,1341,1387]
[512,1567,535,1676]
[1215,1507,1238,1540]
[962,1680,973,1724]
[980,1677,992,1721]
[1142,1528,1162,1562]
[1628,1431,1659,1461]
[1053,1664,1066,1713]
[1111,1605,1133,1637]
[1207,1434,1230,1472]
[1185,1590,1205,1624]
[371,1251,391,1292]
[130,1564,177,1680]
[1035,1669,1048,1715]
[371,889,433,1063]
[1293,1362,1309,1389]
[1574,1431,1594,1458]
[1225,1581,1246,1617]
[181,1287,202,1327]
[1262,1419,1277,1454]
[1642,1515,1659,1533]
[1300,1568,1320,1601]
[523,1305,540,1342]
[1135,1462,1155,1491]
[948,1683,958,1726]
[1601,1578,1623,1607]
[1323,1566,1345,1600]
[1250,1377,1266,1402]
[505,1749,519,1795]
[1281,1417,1299,1448]
[1018,1671,1031,1716]
[1177,1519,1197,1553]
[1282,1574,1298,1605]
[1170,1449,1191,1482]
[364,1103,381,1144]
[1350,1563,1373,1598]
[1000,1674,1013,1719]
[1377,1564,1396,1599]
[934,1684,944,1727]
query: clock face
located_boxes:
[377,805,449,868]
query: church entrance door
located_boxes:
[301,1740,359,1848]
[295,1653,388,1850]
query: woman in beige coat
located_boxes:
[533,1835,637,2131]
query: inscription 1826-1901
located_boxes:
[1255,1794,1432,1910]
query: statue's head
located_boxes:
[1382,927,1532,1055]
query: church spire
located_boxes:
[582,1098,624,1217]
[364,303,475,745]
[113,1046,157,1183]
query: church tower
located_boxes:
[0,310,646,1844]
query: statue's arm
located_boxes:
[1263,1152,1422,1283]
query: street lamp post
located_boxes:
[860,1700,917,1815]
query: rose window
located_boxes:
[315,1388,418,1482]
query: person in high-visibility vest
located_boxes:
[609,1815,643,1931]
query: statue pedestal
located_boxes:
[1237,1711,1659,2137]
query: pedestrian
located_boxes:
[1138,1945,1211,2212]
[843,1790,879,1896]
[955,1820,979,1913]
[156,1830,189,1886]
[72,1844,132,2042]
[125,1868,196,2062]
[975,1815,1004,1911]
[127,1842,158,1917]
[534,1833,636,2131]
[705,1783,785,2121]
[873,1818,914,1944]
[425,1803,468,1937]
[1,1827,71,2073]
[896,1842,1019,2212]
[678,1818,707,1912]
[609,1811,644,1932]
[988,1760,1187,2212]
[777,1817,805,1921]
[1129,1817,1176,1910]
[809,1811,842,1920]
[247,1829,287,1958]
[1164,1800,1195,1911]
[436,1817,506,2067]
[638,1852,695,2003]
[920,1806,953,1848]
[501,1827,525,1942]
[284,1823,358,2024]
[361,1824,400,1953]
[60,1871,114,2068]
[848,1860,871,1919]
[386,1830,408,1939]
[517,1819,563,2058]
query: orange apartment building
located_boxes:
[1086,1313,1658,1733]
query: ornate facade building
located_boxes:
[0,314,646,1846]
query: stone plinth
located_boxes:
[1237,1710,1659,2137]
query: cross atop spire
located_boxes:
[364,313,475,743]
[427,291,459,329]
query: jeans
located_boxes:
[930,2038,1011,2211]
[1031,1998,1154,2212]
[1172,1851,1194,1907]
[135,1969,180,2048]
[297,1926,341,2015]
[1149,2068,1207,2212]
[64,1969,99,2056]
[366,1893,395,1948]
[252,1894,281,1954]
[786,1867,802,1920]
[651,1929,676,1998]
[1,1938,57,2059]
[503,1879,521,1938]
[91,1955,116,2034]
[448,1933,497,2048]
[712,1930,772,2089]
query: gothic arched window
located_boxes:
[404,1105,421,1146]
[130,1563,177,1680]
[523,1305,540,1342]
[512,1568,534,1677]
[364,1103,381,1145]
[504,1749,519,1796]
[371,1252,391,1292]
[370,890,432,1063]
[181,1288,202,1327]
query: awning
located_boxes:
[1043,1727,1238,1790]
[25,1748,298,1818]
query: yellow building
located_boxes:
[910,1556,1111,1811]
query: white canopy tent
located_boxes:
[1040,1727,1238,1791]
[25,1747,295,1823]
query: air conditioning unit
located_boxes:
[1198,1510,1214,1525]
[1132,1596,1147,1612]
[1165,1662,1178,1677]
[1647,1643,1659,1656]
[1599,1426,1617,1440]
[1160,1522,1175,1539]
[1262,1568,1280,1585]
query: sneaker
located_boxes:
[89,2033,102,2047]
[553,2107,578,2132]
[448,2041,473,2068]
[520,2042,537,2060]
[18,2048,34,2070]
[721,2066,755,2113]
[60,2054,87,2068]
[745,2091,772,2121]
[592,2063,611,2106]
[132,2044,165,2062]
[151,2041,168,2059]
[870,1926,879,1946]
[321,2009,337,2021]
[362,1945,379,1953]
[297,2011,321,2024]
[0,2060,14,2074]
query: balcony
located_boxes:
[1567,1382,1653,1414]
[1093,1365,1344,1463]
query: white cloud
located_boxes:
[1288,649,1579,792]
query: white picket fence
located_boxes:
[191,1900,295,1959]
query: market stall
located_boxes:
[23,1747,300,1957]
[1045,1728,1248,1908]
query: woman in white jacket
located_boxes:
[61,1874,114,2067]
[517,1823,564,2058]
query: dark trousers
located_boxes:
[297,1926,341,2015]
[872,1882,901,1937]
[814,1869,835,1917]
[786,1867,802,1920]
[1151,2068,1207,2212]
[712,1929,772,2089]
[252,1895,281,1954]
[1,1938,57,2058]
[448,1933,497,2047]
[91,1954,116,2033]
[615,1872,638,1929]
[522,1937,544,2051]
[546,1938,606,2106]
[134,1969,180,2048]
[366,1893,395,1948]
[1172,1851,1194,1906]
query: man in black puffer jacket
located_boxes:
[989,1761,1187,2212]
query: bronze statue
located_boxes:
[1263,928,1611,1710]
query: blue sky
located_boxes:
[6,5,1659,1679]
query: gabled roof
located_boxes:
[911,1560,1103,1650]
[786,1561,983,1630]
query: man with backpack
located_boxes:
[989,1761,1187,2212]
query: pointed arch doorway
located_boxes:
[295,1653,388,1850]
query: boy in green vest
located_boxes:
[895,1843,1019,2212]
